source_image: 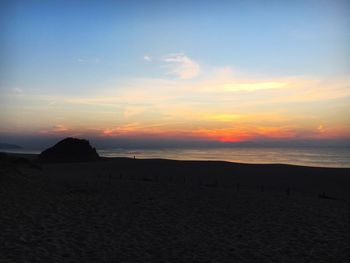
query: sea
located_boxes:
[3,147,350,168]
[98,147,350,168]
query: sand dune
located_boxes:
[1,154,349,262]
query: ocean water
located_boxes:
[3,147,350,168]
[98,147,350,168]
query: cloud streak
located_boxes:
[163,53,200,80]
[143,55,152,62]
[76,58,101,64]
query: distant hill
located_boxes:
[0,143,22,149]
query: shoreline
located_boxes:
[2,151,350,170]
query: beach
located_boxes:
[1,154,350,262]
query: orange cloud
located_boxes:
[39,124,69,134]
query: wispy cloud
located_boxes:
[143,55,152,62]
[39,124,69,135]
[163,53,200,80]
[76,58,101,64]
[52,124,69,132]
[195,67,290,93]
[12,87,23,94]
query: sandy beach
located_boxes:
[1,153,350,262]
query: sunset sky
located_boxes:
[1,0,349,147]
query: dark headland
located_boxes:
[1,138,349,262]
[37,137,100,163]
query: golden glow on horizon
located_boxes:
[1,69,349,142]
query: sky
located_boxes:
[1,0,350,148]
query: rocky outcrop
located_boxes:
[37,138,100,163]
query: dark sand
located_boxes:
[1,153,350,262]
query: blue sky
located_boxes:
[2,0,348,87]
[1,0,349,144]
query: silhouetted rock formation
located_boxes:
[37,137,100,163]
